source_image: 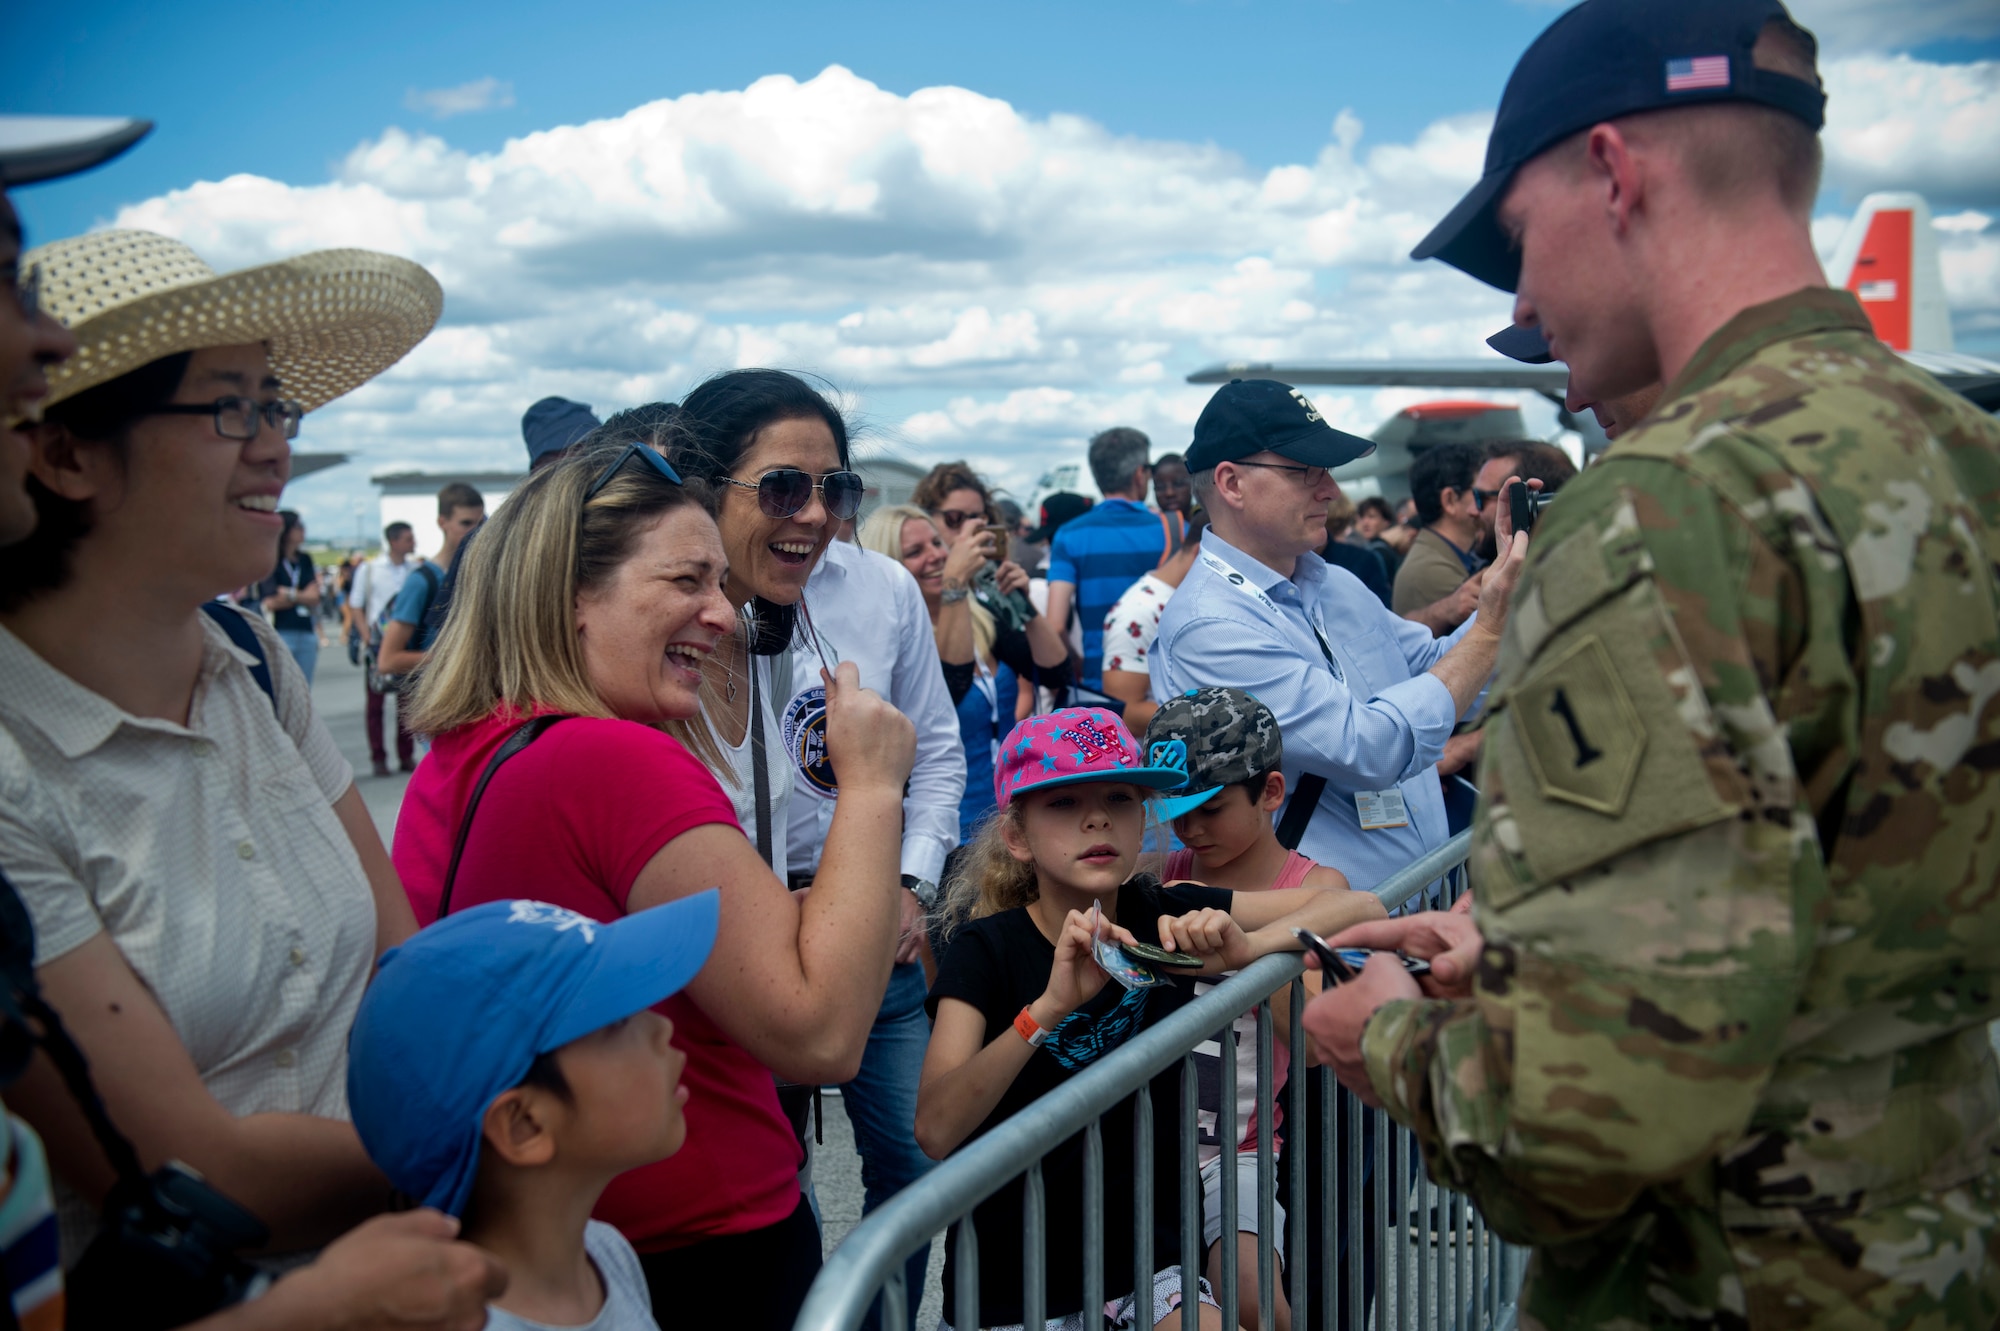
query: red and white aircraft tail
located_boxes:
[1823,192,1954,354]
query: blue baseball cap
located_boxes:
[1185,379,1375,473]
[1412,0,1825,292]
[522,396,602,467]
[347,891,719,1217]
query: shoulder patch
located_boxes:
[1512,635,1645,816]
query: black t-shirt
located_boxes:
[926,874,1232,1325]
[257,551,317,631]
[1319,538,1392,609]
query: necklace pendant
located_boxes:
[727,677,738,703]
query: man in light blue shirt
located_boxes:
[1151,379,1527,890]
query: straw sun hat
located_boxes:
[26,229,444,412]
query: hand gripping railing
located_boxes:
[794,830,1524,1331]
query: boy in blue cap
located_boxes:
[348,889,720,1330]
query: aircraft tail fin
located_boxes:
[1824,192,1953,353]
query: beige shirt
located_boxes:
[0,610,375,1255]
[1389,525,1481,616]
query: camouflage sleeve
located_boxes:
[1359,448,1844,1246]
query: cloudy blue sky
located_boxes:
[9,0,1999,544]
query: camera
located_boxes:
[1509,482,1555,534]
[68,1162,273,1330]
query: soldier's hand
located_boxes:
[1329,911,1485,1001]
[1302,952,1422,1107]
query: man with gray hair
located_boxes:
[1044,426,1181,694]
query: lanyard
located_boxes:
[1196,549,1344,684]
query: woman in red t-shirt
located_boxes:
[395,437,916,1331]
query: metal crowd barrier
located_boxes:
[795,830,1525,1331]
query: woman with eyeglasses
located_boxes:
[0,229,438,1260]
[394,427,915,1328]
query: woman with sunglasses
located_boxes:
[394,432,915,1328]
[0,229,438,1259]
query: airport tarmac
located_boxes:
[310,639,949,1327]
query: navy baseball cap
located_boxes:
[1487,324,1554,364]
[1413,0,1825,292]
[522,396,602,467]
[0,117,152,187]
[347,890,719,1217]
[1186,379,1375,473]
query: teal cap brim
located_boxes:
[1153,784,1225,821]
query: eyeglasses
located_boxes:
[142,396,305,441]
[722,468,865,523]
[934,506,988,532]
[1471,488,1501,511]
[583,442,684,503]
[1230,459,1330,488]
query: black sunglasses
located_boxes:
[723,468,865,522]
[142,396,305,442]
[584,443,684,503]
[934,506,988,532]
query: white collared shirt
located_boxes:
[1150,528,1477,889]
[0,614,374,1254]
[784,540,964,884]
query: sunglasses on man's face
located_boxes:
[723,468,865,523]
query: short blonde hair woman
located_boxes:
[393,438,914,1330]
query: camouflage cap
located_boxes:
[1144,687,1283,819]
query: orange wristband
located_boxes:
[1014,1006,1050,1049]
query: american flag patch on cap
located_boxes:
[1666,55,1731,92]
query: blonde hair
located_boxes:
[406,442,719,769]
[939,803,1038,939]
[860,503,995,664]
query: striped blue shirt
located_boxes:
[1150,528,1477,891]
[1046,497,1170,691]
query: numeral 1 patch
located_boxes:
[1514,635,1645,816]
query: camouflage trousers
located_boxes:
[1516,1170,2000,1330]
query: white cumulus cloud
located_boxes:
[104,58,1999,533]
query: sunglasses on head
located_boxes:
[583,442,684,503]
[723,468,865,522]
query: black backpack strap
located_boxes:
[199,601,277,714]
[1274,772,1327,851]
[436,715,569,918]
[748,660,773,869]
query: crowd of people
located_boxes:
[0,0,1996,1328]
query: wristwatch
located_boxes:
[940,581,970,605]
[900,873,939,909]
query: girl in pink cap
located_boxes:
[915,707,1361,1331]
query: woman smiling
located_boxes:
[393,434,914,1329]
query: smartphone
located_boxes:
[1291,928,1431,984]
[1120,939,1206,970]
[983,522,1011,564]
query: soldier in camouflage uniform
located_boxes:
[1303,0,2000,1326]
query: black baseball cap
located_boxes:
[1027,492,1092,544]
[1186,379,1375,473]
[1412,0,1825,292]
[1487,324,1554,364]
[0,116,153,187]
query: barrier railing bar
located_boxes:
[1345,1090,1362,1331]
[882,1265,906,1331]
[1085,1118,1104,1331]
[1219,1004,1238,1325]
[1396,1093,1413,1330]
[954,1210,978,1331]
[1256,995,1276,1331]
[793,831,1476,1331]
[1287,976,1307,1330]
[1023,1160,1046,1330]
[1373,1105,1390,1331]
[1180,1054,1200,1331]
[1318,1064,1335,1331]
[1133,1085,1154,1331]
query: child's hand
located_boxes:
[1157,908,1253,972]
[1037,909,1129,1022]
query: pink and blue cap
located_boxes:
[346,889,718,1218]
[993,708,1204,813]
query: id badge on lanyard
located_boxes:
[1196,549,1345,683]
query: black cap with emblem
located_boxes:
[1186,378,1376,473]
[1412,0,1825,293]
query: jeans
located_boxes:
[840,960,937,1329]
[275,628,318,686]
[365,682,415,767]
